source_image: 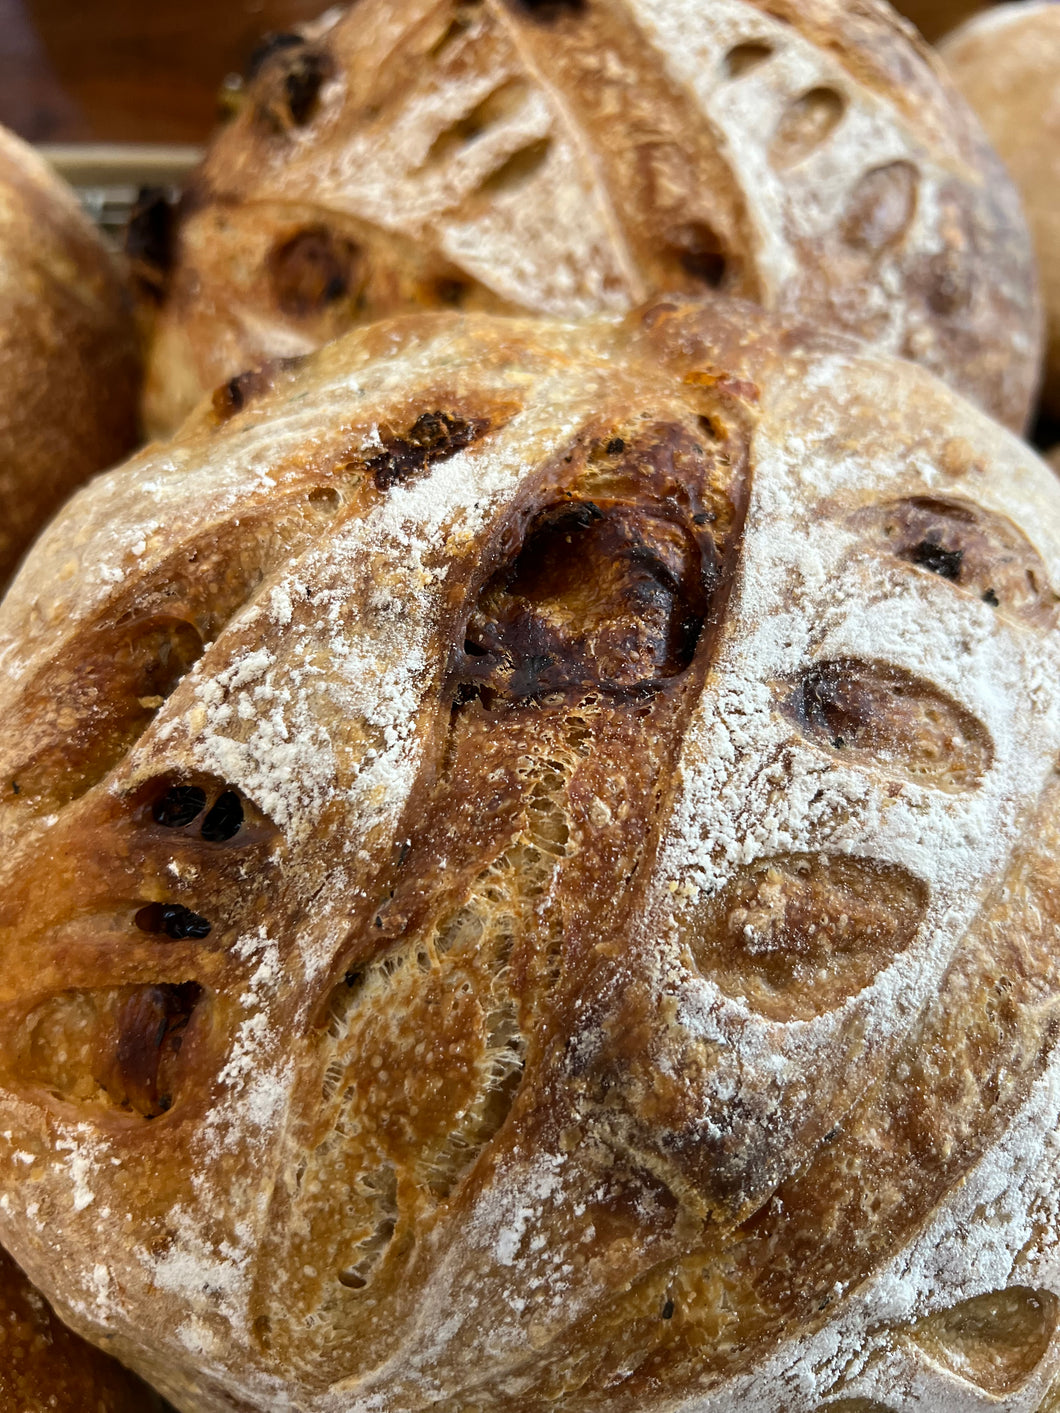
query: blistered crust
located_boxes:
[0,125,140,589]
[2,298,1060,1411]
[139,0,1040,437]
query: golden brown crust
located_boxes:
[140,0,1040,438]
[942,3,1060,419]
[0,1245,166,1412]
[3,297,1060,1410]
[0,125,141,589]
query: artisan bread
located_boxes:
[0,125,140,589]
[941,3,1060,419]
[0,1246,167,1412]
[2,296,1060,1410]
[139,0,1040,437]
[892,0,991,43]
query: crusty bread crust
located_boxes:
[942,3,1060,418]
[0,126,140,590]
[141,0,1041,437]
[2,296,1060,1409]
[0,1246,166,1412]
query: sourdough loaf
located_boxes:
[941,3,1060,419]
[0,1246,168,1412]
[0,125,140,589]
[2,296,1060,1409]
[139,0,1040,437]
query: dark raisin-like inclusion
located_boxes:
[910,538,963,581]
[201,791,244,843]
[135,903,212,941]
[368,411,489,491]
[153,785,207,828]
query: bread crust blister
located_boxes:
[2,298,1060,1409]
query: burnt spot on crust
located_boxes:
[153,784,208,828]
[19,983,205,1119]
[682,855,928,1022]
[125,187,178,301]
[461,498,713,699]
[144,778,262,847]
[853,496,1060,627]
[368,411,490,491]
[268,228,363,321]
[785,659,992,791]
[909,538,962,580]
[201,791,245,843]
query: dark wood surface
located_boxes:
[0,0,327,143]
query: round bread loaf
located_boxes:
[941,3,1060,419]
[138,0,1040,438]
[2,296,1060,1410]
[0,1246,168,1412]
[892,0,991,43]
[0,125,140,590]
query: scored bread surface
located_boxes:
[140,0,1040,437]
[2,299,1060,1409]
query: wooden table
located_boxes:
[0,0,327,144]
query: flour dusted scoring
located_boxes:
[1,298,1060,1410]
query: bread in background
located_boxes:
[0,1245,168,1411]
[138,0,1041,437]
[942,3,1060,418]
[0,125,140,589]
